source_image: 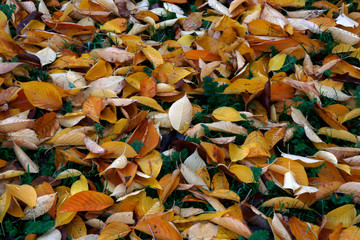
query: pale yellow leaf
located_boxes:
[169,94,193,133]
[35,46,57,66]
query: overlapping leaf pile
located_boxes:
[1,0,360,239]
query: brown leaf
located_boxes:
[33,112,59,138]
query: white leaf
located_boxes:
[261,4,288,29]
[105,212,135,225]
[208,0,230,16]
[290,107,312,127]
[38,0,50,15]
[314,82,352,101]
[294,185,318,195]
[184,149,206,172]
[338,182,360,195]
[163,2,184,15]
[110,183,126,198]
[314,151,338,165]
[342,155,360,166]
[21,193,57,220]
[328,27,360,45]
[35,47,57,66]
[94,0,119,15]
[272,214,292,240]
[136,0,149,13]
[180,164,209,190]
[37,228,62,240]
[229,0,246,14]
[84,136,106,154]
[75,234,99,240]
[13,142,39,173]
[286,9,325,19]
[169,94,193,133]
[303,53,314,75]
[283,171,301,191]
[336,14,359,28]
[236,51,246,71]
[287,18,322,33]
[100,155,128,175]
[304,124,323,143]
[281,152,323,164]
[205,121,248,135]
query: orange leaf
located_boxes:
[58,190,114,213]
[270,83,295,101]
[134,216,183,240]
[313,103,347,130]
[128,120,159,158]
[201,142,225,164]
[184,50,221,61]
[158,169,180,202]
[33,112,59,138]
[289,217,318,240]
[140,76,157,98]
[21,81,63,110]
[82,96,105,123]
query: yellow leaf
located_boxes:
[65,215,87,239]
[70,175,89,195]
[224,77,266,94]
[7,184,37,208]
[56,169,83,180]
[229,165,254,183]
[173,211,228,223]
[266,0,305,7]
[212,107,245,122]
[261,197,310,210]
[142,46,164,67]
[135,150,162,178]
[98,222,131,240]
[22,81,63,110]
[269,54,287,72]
[55,212,77,227]
[229,143,249,162]
[338,108,360,124]
[318,127,358,143]
[130,96,165,112]
[0,191,10,222]
[325,204,356,229]
[100,18,127,33]
[85,59,112,81]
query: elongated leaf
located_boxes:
[58,191,114,213]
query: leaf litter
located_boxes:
[0,0,360,239]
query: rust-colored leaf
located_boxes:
[58,191,114,213]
